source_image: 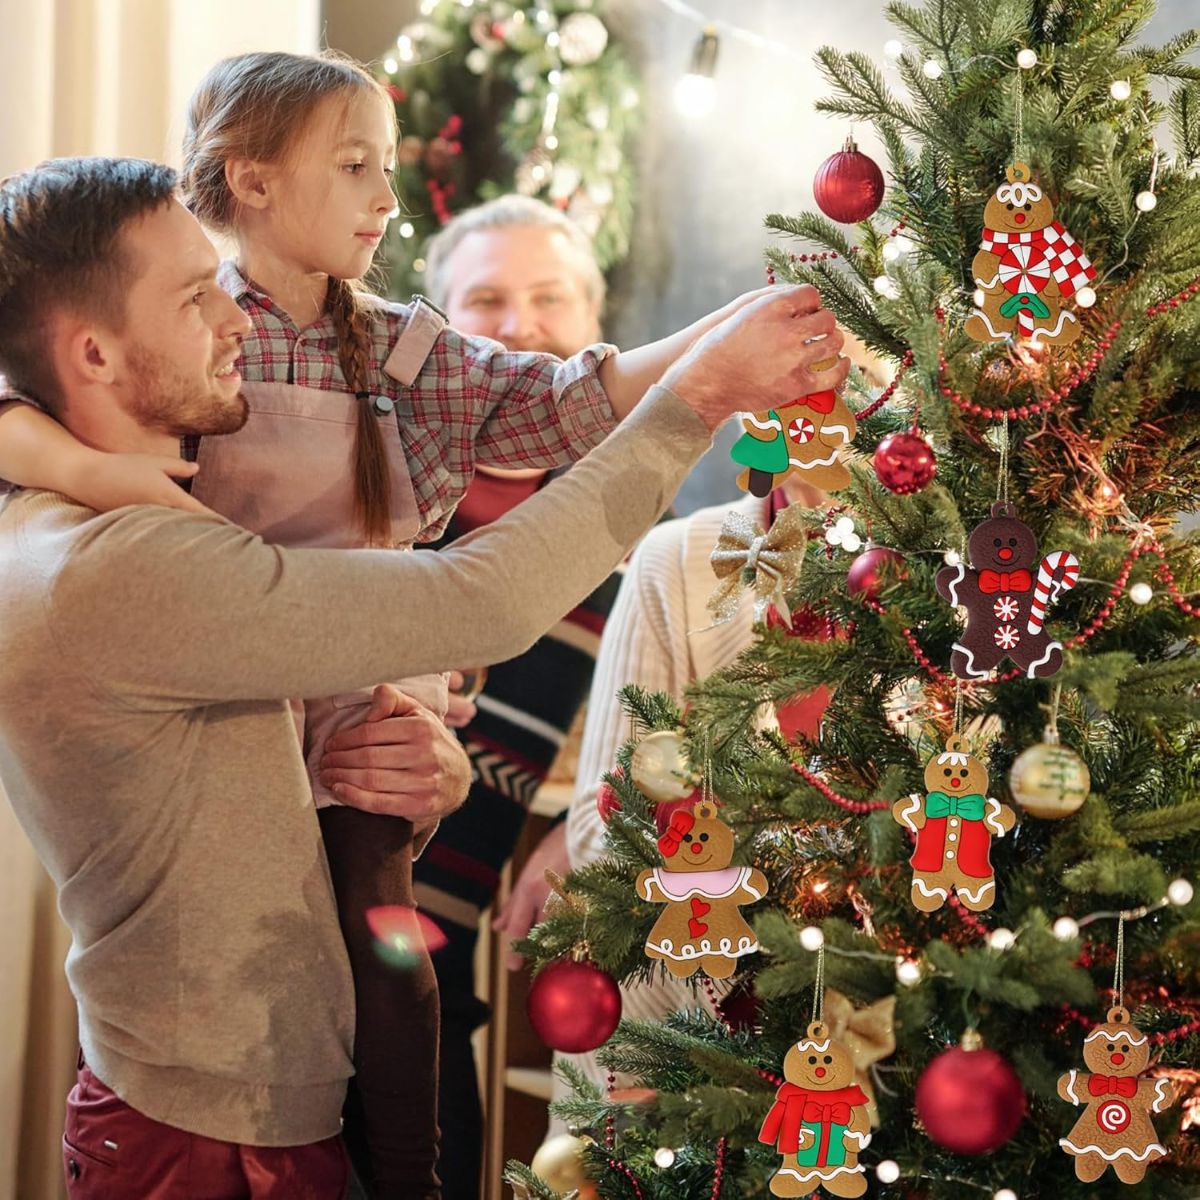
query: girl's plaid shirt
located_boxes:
[209,262,619,541]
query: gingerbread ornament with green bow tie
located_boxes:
[731,356,857,497]
[892,735,1016,912]
[935,501,1079,680]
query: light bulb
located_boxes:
[1017,49,1038,69]
[547,69,562,86]
[894,235,914,254]
[654,1147,676,1168]
[397,34,415,62]
[876,1159,901,1183]
[546,31,560,48]
[383,57,399,74]
[873,276,900,299]
[398,221,415,239]
[674,74,716,118]
[883,241,903,263]
[896,958,922,986]
[1110,79,1132,101]
[1053,916,1079,941]
[545,134,559,150]
[1075,285,1097,308]
[413,257,427,273]
[1168,878,1194,906]
[995,1190,1018,1200]
[988,928,1016,951]
[884,39,904,60]
[1128,582,1153,605]
[799,925,825,951]
[944,549,962,566]
[922,59,943,80]
[1136,190,1157,212]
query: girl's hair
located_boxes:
[182,51,396,545]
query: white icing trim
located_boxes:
[974,270,1001,290]
[741,870,766,901]
[997,180,1043,205]
[984,796,1005,836]
[844,1131,871,1149]
[789,448,841,469]
[744,412,782,431]
[1026,309,1078,346]
[966,308,1009,340]
[897,795,922,832]
[1025,639,1062,677]
[793,1037,832,1053]
[937,751,970,766]
[1083,1029,1148,1047]
[945,563,966,608]
[646,934,757,962]
[821,423,851,443]
[1065,1070,1081,1104]
[1153,1078,1171,1113]
[1059,1138,1166,1163]
[951,641,992,679]
[913,878,949,900]
[956,880,995,904]
[774,1164,865,1183]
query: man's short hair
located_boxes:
[0,157,178,411]
[422,195,606,314]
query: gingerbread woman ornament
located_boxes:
[965,162,1096,348]
[936,501,1079,680]
[892,735,1016,912]
[636,796,768,979]
[731,357,857,497]
[759,1020,872,1197]
[1057,1006,1177,1184]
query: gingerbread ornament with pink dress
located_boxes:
[636,796,768,979]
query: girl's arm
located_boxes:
[0,400,209,514]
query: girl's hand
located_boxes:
[69,454,214,516]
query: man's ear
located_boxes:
[224,157,274,212]
[60,319,117,388]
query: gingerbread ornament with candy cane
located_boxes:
[636,795,768,978]
[892,735,1016,912]
[965,162,1096,348]
[936,501,1079,679]
[1057,1005,1177,1184]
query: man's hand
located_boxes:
[71,453,213,516]
[661,286,850,430]
[319,684,472,822]
[492,822,569,970]
[444,671,478,729]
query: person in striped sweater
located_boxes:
[413,197,625,1199]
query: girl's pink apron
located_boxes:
[190,305,449,811]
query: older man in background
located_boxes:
[413,196,624,1199]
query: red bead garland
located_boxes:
[1146,274,1200,317]
[710,1137,727,1200]
[791,761,889,813]
[857,349,914,420]
[948,890,991,938]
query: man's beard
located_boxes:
[124,342,249,438]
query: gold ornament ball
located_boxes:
[630,730,695,803]
[1009,737,1090,819]
[530,1133,597,1198]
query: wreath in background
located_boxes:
[380,0,641,299]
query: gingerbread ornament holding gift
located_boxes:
[1058,1005,1177,1184]
[936,501,1080,680]
[892,735,1015,912]
[636,795,768,979]
[965,161,1096,347]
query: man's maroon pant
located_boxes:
[63,1061,349,1199]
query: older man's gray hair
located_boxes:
[422,195,606,313]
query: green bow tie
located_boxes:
[926,792,986,820]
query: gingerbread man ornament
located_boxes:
[759,1020,872,1197]
[1057,1006,1177,1184]
[936,501,1079,680]
[731,357,857,497]
[636,796,768,979]
[965,162,1096,348]
[892,735,1016,912]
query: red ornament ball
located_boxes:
[527,958,623,1053]
[846,547,906,600]
[915,1045,1026,1155]
[596,770,623,824]
[874,430,937,494]
[813,138,885,224]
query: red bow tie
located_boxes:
[657,810,695,858]
[1088,1074,1137,1098]
[801,1100,852,1124]
[978,568,1033,593]
[788,389,837,415]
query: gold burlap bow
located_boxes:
[823,988,896,1127]
[707,504,808,625]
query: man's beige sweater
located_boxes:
[0,386,709,1146]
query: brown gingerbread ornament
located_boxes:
[635,795,768,979]
[731,357,857,496]
[1057,1006,1177,1184]
[936,501,1080,680]
[892,735,1016,912]
[965,162,1096,347]
[758,1020,872,1197]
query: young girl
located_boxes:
[0,51,778,1198]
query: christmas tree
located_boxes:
[509,0,1200,1197]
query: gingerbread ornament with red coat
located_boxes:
[636,796,768,979]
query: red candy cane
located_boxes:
[1027,550,1080,635]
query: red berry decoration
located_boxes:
[527,957,622,1053]
[915,1034,1026,1155]
[813,137,885,224]
[874,428,937,494]
[596,769,623,824]
[847,547,906,600]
